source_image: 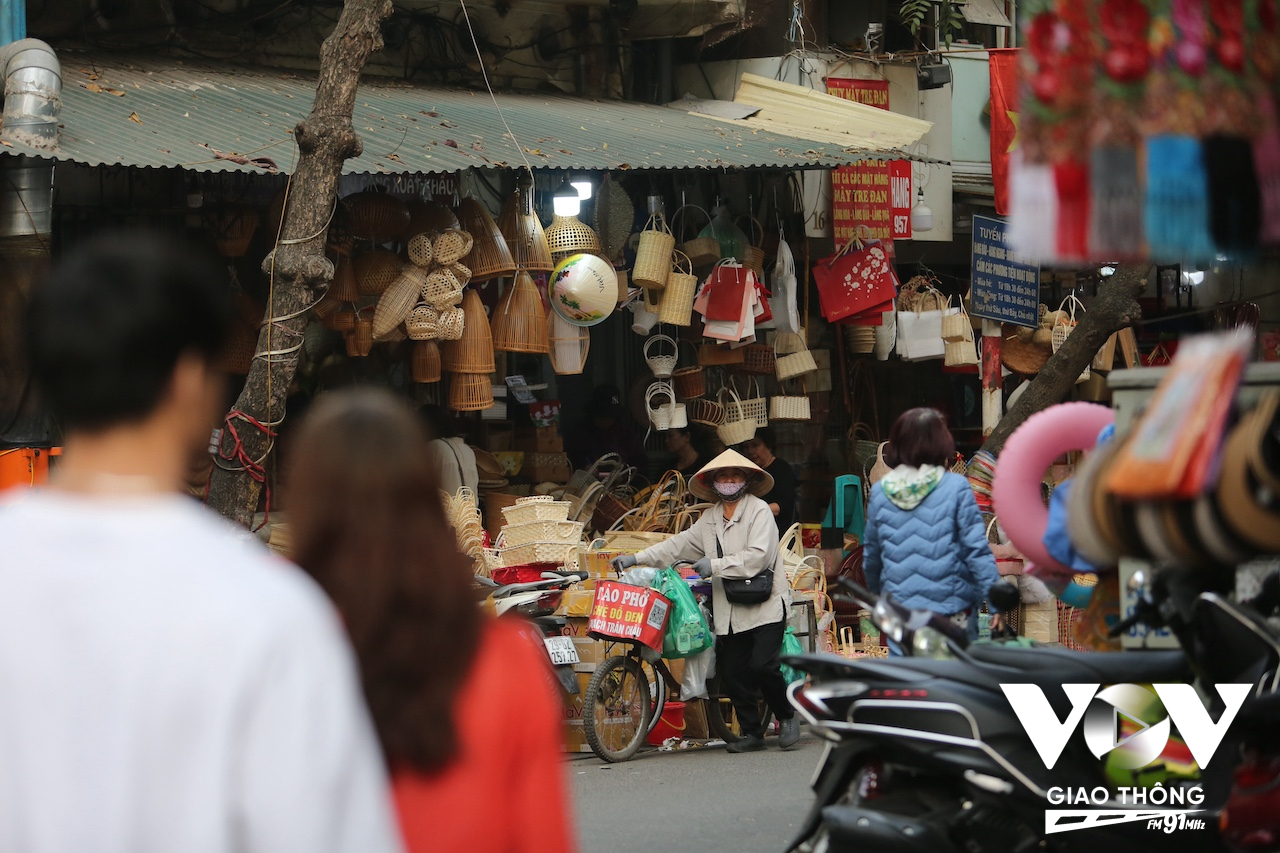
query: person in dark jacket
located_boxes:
[862,408,1000,655]
[741,428,797,536]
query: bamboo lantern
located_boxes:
[491,271,550,354]
[342,191,411,243]
[442,289,496,372]
[545,214,602,263]
[449,371,495,411]
[496,176,554,273]
[407,199,459,235]
[548,310,590,375]
[411,340,442,383]
[456,197,516,282]
[329,253,361,302]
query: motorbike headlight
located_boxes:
[911,626,954,659]
[872,598,905,643]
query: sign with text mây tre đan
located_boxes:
[969,214,1040,328]
[826,78,912,243]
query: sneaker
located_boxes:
[778,717,801,749]
[725,734,766,753]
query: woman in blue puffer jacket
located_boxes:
[863,408,1000,654]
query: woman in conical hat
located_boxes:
[610,449,800,753]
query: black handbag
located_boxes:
[715,533,774,605]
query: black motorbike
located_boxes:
[781,571,1280,853]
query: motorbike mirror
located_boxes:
[988,580,1021,613]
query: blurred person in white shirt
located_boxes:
[0,231,403,853]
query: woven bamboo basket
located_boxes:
[373,266,429,340]
[545,214,602,261]
[438,306,465,341]
[633,213,675,289]
[492,271,550,354]
[329,308,357,333]
[406,304,440,340]
[843,325,876,355]
[671,365,706,400]
[549,311,590,375]
[206,207,260,258]
[658,250,697,326]
[457,197,516,282]
[644,333,679,378]
[422,268,464,308]
[738,343,776,375]
[717,387,755,446]
[407,233,434,267]
[354,249,405,297]
[672,205,720,268]
[737,215,766,282]
[310,290,340,321]
[502,496,572,525]
[615,269,631,309]
[497,182,554,273]
[407,199,459,235]
[434,229,474,265]
[450,262,472,286]
[344,332,361,357]
[450,371,495,411]
[442,289,495,372]
[775,331,818,380]
[732,376,768,429]
[343,191,411,243]
[501,519,585,547]
[352,312,374,357]
[686,396,725,427]
[329,254,361,302]
[770,379,810,421]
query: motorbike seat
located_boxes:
[965,644,1190,685]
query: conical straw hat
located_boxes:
[689,449,774,502]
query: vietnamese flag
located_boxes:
[989,48,1020,216]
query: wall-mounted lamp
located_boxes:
[917,62,952,91]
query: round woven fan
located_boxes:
[594,176,635,264]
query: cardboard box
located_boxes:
[683,698,711,740]
[516,425,564,454]
[578,548,623,579]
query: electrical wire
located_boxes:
[457,0,534,181]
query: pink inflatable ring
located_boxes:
[992,402,1115,576]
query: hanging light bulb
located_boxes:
[552,179,582,217]
[910,186,933,233]
[570,172,594,201]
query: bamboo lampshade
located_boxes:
[497,184,554,273]
[449,371,495,411]
[328,253,361,302]
[342,191,411,243]
[442,289,495,372]
[491,271,550,354]
[549,310,589,375]
[545,214,602,262]
[407,199,459,235]
[456,197,516,282]
[353,248,405,297]
[411,340,442,383]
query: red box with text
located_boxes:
[587,581,671,652]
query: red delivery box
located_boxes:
[587,581,671,652]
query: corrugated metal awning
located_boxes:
[0,54,904,175]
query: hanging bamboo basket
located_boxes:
[373,266,430,340]
[342,191,411,243]
[438,306,465,341]
[353,248,405,297]
[492,271,550,354]
[545,214,602,261]
[352,309,375,357]
[633,213,675,289]
[658,250,697,326]
[422,268,464,308]
[497,181,554,273]
[737,214,766,283]
[549,311,590,375]
[672,205,720,268]
[450,371,495,411]
[407,199,459,235]
[405,303,440,340]
[411,340,442,383]
[407,233,434,267]
[329,253,361,302]
[206,207,259,258]
[442,289,495,372]
[434,229,475,266]
[457,196,516,282]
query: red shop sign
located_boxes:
[826,78,913,242]
[587,581,671,652]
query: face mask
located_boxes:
[714,480,749,502]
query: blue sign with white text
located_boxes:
[970,215,1040,328]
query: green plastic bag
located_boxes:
[779,627,805,684]
[653,567,714,659]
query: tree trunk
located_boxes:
[978,264,1150,457]
[205,0,392,527]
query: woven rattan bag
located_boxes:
[717,386,756,446]
[672,205,720,268]
[659,250,698,326]
[633,213,675,289]
[731,375,768,429]
[644,333,679,378]
[770,378,810,421]
[775,331,818,381]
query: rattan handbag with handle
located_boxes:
[670,339,706,400]
[775,331,818,381]
[672,205,720,268]
[646,381,685,431]
[717,386,756,446]
[633,213,675,289]
[659,250,698,326]
[731,375,768,429]
[770,378,810,421]
[644,333,679,378]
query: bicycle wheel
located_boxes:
[705,671,774,744]
[584,654,651,762]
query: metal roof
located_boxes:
[0,54,921,175]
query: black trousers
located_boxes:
[718,618,795,738]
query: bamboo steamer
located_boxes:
[456,196,516,282]
[353,248,405,297]
[442,289,495,372]
[373,266,429,340]
[411,340,442,383]
[491,270,550,354]
[450,371,495,411]
[497,185,554,273]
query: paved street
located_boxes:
[571,730,823,853]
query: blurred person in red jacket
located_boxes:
[284,388,577,853]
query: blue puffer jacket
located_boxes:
[863,472,999,615]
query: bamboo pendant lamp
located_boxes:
[496,177,554,273]
[449,371,495,411]
[457,197,516,282]
[545,214,602,263]
[411,340,442,383]
[491,271,550,354]
[407,199,459,236]
[548,310,589,375]
[442,289,496,373]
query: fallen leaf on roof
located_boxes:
[386,152,402,161]
[602,142,608,149]
[524,148,541,155]
[471,141,484,150]
[421,110,439,117]
[0,140,11,148]
[196,143,279,172]
[84,83,125,96]
[440,120,457,128]
[444,139,459,148]
[128,112,143,123]
[86,83,103,93]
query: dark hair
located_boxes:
[283,388,482,774]
[887,407,955,468]
[418,403,454,441]
[24,230,233,432]
[753,426,778,453]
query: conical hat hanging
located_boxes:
[689,449,774,502]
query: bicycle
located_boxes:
[581,569,774,763]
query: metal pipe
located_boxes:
[0,38,59,238]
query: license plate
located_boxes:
[543,635,580,666]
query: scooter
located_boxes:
[476,571,586,694]
[782,571,1280,853]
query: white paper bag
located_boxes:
[897,309,945,361]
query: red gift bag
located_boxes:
[813,237,899,323]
